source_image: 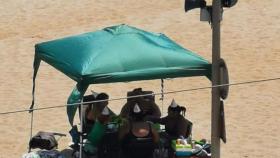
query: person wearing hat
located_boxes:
[120,88,161,120]
[84,106,111,156]
[84,93,115,133]
[119,103,159,158]
[149,99,192,139]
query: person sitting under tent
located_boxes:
[119,103,159,158]
[149,99,193,139]
[82,94,96,133]
[83,93,115,133]
[82,106,112,156]
[87,106,111,144]
[120,88,161,120]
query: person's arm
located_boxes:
[86,109,96,121]
[118,119,129,140]
[185,119,193,137]
[176,116,189,137]
[151,127,160,144]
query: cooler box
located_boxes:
[171,140,193,157]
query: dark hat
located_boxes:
[96,93,109,100]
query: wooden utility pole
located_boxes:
[211,0,222,158]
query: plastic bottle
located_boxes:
[187,134,192,144]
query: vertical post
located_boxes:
[80,99,84,158]
[28,110,34,153]
[211,0,222,158]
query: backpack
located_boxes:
[29,131,65,150]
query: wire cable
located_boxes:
[0,77,279,116]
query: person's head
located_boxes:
[98,106,110,124]
[84,95,96,121]
[130,103,145,122]
[168,99,186,117]
[96,93,109,107]
[83,94,96,109]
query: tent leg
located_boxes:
[160,79,164,114]
[79,99,84,158]
[28,110,34,153]
[211,0,222,158]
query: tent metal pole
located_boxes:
[28,110,34,153]
[211,0,222,158]
[79,99,84,158]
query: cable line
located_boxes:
[0,77,279,115]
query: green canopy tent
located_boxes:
[30,24,211,126]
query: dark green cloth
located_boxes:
[88,121,106,146]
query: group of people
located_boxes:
[81,88,192,158]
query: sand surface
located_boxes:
[0,0,279,157]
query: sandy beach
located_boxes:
[0,0,279,157]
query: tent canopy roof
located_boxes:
[32,24,211,125]
[35,24,211,84]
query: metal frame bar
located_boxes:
[79,98,84,158]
